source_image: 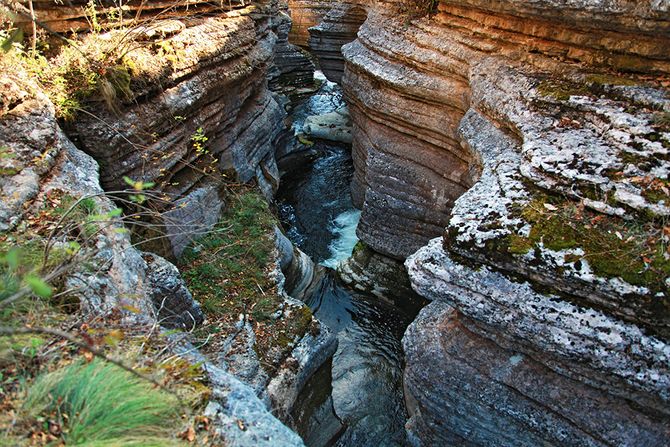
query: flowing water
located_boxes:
[277,75,422,446]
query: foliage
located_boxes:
[397,0,439,18]
[22,358,182,445]
[190,127,209,155]
[0,1,188,119]
[180,190,276,318]
[180,188,313,373]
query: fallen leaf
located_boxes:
[543,203,558,211]
[178,426,196,442]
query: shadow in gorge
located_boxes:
[277,79,424,445]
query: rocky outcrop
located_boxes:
[302,106,353,143]
[0,70,203,327]
[309,2,367,83]
[337,242,425,310]
[269,1,320,104]
[169,335,307,447]
[325,0,670,445]
[403,297,669,447]
[2,2,337,444]
[342,0,670,260]
[287,0,335,47]
[49,2,286,258]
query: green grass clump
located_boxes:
[22,358,182,446]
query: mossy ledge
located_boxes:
[178,187,314,375]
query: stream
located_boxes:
[277,73,423,447]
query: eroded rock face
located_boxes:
[287,0,335,47]
[57,3,286,258]
[269,1,321,104]
[403,298,669,447]
[0,71,202,327]
[341,0,670,259]
[309,2,368,83]
[323,0,670,444]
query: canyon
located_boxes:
[1,0,669,446]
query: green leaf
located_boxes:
[108,208,123,217]
[1,28,23,53]
[5,248,20,271]
[122,176,136,187]
[25,275,53,298]
[66,241,81,256]
[129,194,146,204]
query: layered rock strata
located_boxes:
[269,1,321,104]
[0,70,203,326]
[287,0,335,47]
[309,2,367,83]
[58,3,287,258]
[326,0,670,444]
[341,0,670,259]
[0,68,310,446]
[11,0,249,32]
[2,1,337,444]
[328,2,670,446]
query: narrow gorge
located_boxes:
[0,0,668,446]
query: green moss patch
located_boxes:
[179,188,313,374]
[537,79,591,101]
[504,195,669,292]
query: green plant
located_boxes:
[190,127,209,154]
[22,358,182,445]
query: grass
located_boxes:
[179,187,314,374]
[21,358,183,446]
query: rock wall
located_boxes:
[57,2,287,258]
[2,1,334,445]
[0,70,203,329]
[287,0,335,47]
[0,59,309,447]
[309,1,367,83]
[341,0,670,259]
[310,0,670,444]
[270,1,321,104]
[6,0,318,259]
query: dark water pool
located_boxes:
[277,79,421,446]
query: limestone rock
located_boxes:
[302,106,353,143]
[403,299,670,447]
[309,2,368,83]
[62,4,287,258]
[169,335,306,447]
[269,1,320,104]
[287,0,335,47]
[0,71,202,327]
[143,252,205,329]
